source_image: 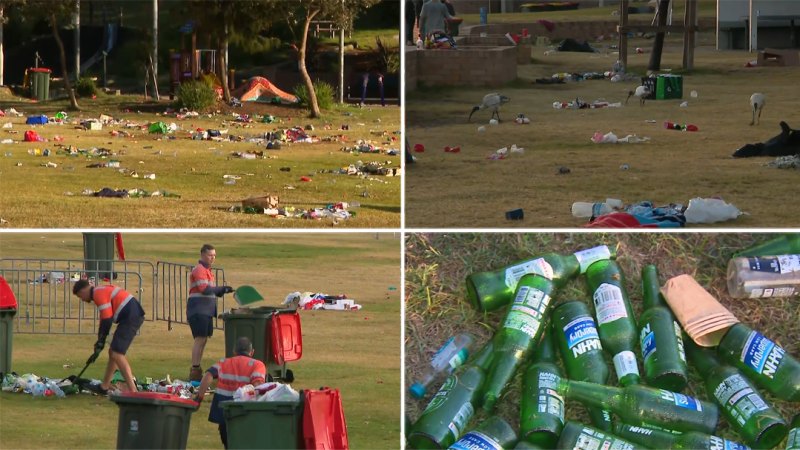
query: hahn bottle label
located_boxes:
[537,372,565,419]
[450,430,502,450]
[574,245,612,273]
[747,255,800,274]
[592,283,629,324]
[576,427,636,450]
[708,435,750,450]
[640,323,657,362]
[563,316,603,358]
[741,331,785,379]
[504,258,554,289]
[659,390,703,411]
[447,402,475,443]
[712,374,768,426]
[503,286,551,339]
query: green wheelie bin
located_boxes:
[221,398,303,449]
[111,392,199,449]
[29,68,51,101]
[220,306,301,382]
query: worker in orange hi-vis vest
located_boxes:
[72,279,145,394]
[188,244,234,382]
[194,337,267,448]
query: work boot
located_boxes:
[189,366,203,382]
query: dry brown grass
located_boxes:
[406,35,800,228]
[405,233,800,443]
[0,96,400,228]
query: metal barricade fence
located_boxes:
[0,258,227,334]
[0,259,153,335]
[155,261,227,331]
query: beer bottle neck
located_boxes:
[641,265,667,310]
[684,338,720,374]
[613,424,677,449]
[560,379,619,410]
[469,339,496,372]
[532,329,557,364]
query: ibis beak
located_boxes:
[468,106,480,122]
[625,91,633,105]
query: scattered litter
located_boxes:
[620,164,630,170]
[591,132,650,144]
[443,146,461,153]
[690,90,698,98]
[80,188,180,198]
[413,143,425,153]
[505,208,524,220]
[680,101,689,107]
[557,166,571,175]
[684,197,744,224]
[489,119,499,126]
[765,154,800,169]
[664,122,698,132]
[554,99,621,109]
[477,126,486,133]
[283,292,362,311]
[515,114,530,124]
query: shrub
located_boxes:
[294,81,335,110]
[176,80,216,111]
[75,77,98,97]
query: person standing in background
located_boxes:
[419,0,453,38]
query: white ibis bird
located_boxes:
[469,93,510,122]
[750,93,766,126]
[626,85,650,106]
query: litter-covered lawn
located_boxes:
[405,40,800,227]
[0,96,400,228]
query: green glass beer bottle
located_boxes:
[787,414,800,450]
[639,265,688,392]
[482,274,555,411]
[734,234,800,257]
[551,300,613,431]
[613,423,752,450]
[716,323,800,401]
[521,329,564,448]
[557,421,643,450]
[686,341,787,449]
[408,341,495,449]
[449,416,518,450]
[466,245,615,312]
[585,259,641,387]
[558,379,719,434]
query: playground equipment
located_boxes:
[169,21,228,99]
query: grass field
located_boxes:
[405,34,800,227]
[0,95,400,228]
[0,233,401,449]
[405,233,800,445]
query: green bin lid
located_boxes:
[110,391,199,409]
[234,285,264,306]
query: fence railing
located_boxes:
[0,258,227,334]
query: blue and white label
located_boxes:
[640,323,657,362]
[449,431,502,450]
[708,435,751,450]
[660,390,703,411]
[563,316,603,358]
[741,331,785,379]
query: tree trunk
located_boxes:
[51,13,79,110]
[1,6,4,86]
[220,24,230,102]
[298,7,320,118]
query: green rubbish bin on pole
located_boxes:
[29,68,52,102]
[221,399,303,450]
[221,306,295,381]
[111,392,199,450]
[0,276,18,377]
[83,232,116,280]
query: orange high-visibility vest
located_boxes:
[93,285,135,322]
[212,355,267,397]
[189,264,216,302]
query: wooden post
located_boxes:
[619,0,629,70]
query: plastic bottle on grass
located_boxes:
[727,254,800,298]
[410,333,476,399]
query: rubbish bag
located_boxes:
[148,122,168,134]
[684,198,742,224]
[25,115,48,125]
[24,130,43,142]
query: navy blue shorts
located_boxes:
[188,314,214,338]
[110,314,144,355]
